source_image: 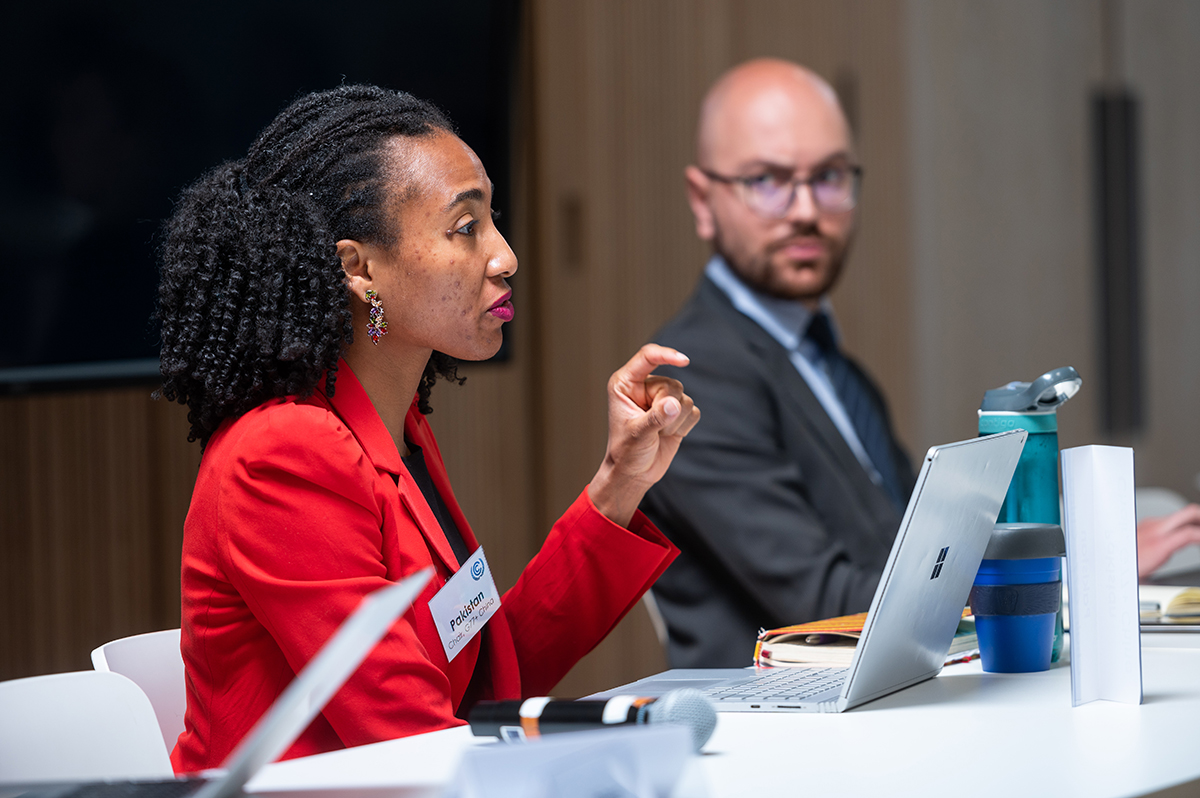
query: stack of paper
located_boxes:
[754,611,977,668]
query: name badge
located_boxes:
[427,546,501,662]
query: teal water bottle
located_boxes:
[977,366,1081,664]
[978,366,1081,523]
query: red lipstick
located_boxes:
[488,291,514,322]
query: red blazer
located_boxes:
[171,362,677,773]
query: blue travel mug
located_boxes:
[969,524,1065,673]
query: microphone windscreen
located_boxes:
[645,688,717,751]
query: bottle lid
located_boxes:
[979,366,1082,413]
[983,523,1066,560]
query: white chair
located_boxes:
[0,670,173,784]
[92,628,186,753]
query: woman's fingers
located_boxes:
[643,376,699,438]
[618,343,691,385]
[609,344,690,409]
[644,393,682,431]
[673,393,701,438]
[588,344,701,526]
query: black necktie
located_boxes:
[805,312,906,512]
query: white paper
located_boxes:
[1060,445,1143,706]
[247,726,484,796]
[444,725,696,798]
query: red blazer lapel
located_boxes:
[394,468,462,575]
[323,362,461,575]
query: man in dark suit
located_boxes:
[641,58,917,668]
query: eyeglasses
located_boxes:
[699,162,863,218]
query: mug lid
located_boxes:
[979,366,1082,413]
[984,523,1066,559]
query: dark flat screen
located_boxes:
[0,0,518,391]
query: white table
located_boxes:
[250,634,1200,798]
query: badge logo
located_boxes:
[429,547,501,662]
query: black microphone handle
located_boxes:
[468,695,648,738]
[468,689,717,751]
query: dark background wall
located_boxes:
[0,0,517,372]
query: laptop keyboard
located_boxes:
[20,778,209,798]
[704,667,848,702]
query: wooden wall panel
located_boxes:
[1124,1,1200,499]
[717,0,919,453]
[906,0,1103,454]
[903,0,1200,504]
[0,387,197,680]
[530,0,913,696]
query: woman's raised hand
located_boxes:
[587,344,701,527]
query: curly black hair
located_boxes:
[158,84,465,445]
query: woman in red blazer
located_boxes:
[157,86,699,773]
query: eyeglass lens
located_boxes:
[745,168,857,217]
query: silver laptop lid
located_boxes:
[839,431,1026,711]
[196,567,434,798]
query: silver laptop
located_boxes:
[596,431,1027,713]
[7,567,434,798]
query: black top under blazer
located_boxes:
[641,275,917,668]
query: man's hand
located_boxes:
[588,344,701,526]
[1137,504,1200,579]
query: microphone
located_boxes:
[467,688,717,752]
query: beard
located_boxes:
[712,218,851,302]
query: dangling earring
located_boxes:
[365,289,388,345]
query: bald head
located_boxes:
[685,58,858,304]
[697,59,850,171]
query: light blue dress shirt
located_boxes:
[704,255,884,486]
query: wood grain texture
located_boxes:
[907,0,1103,453]
[529,0,915,696]
[0,387,197,681]
[1122,1,1200,497]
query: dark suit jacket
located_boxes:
[641,275,917,668]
